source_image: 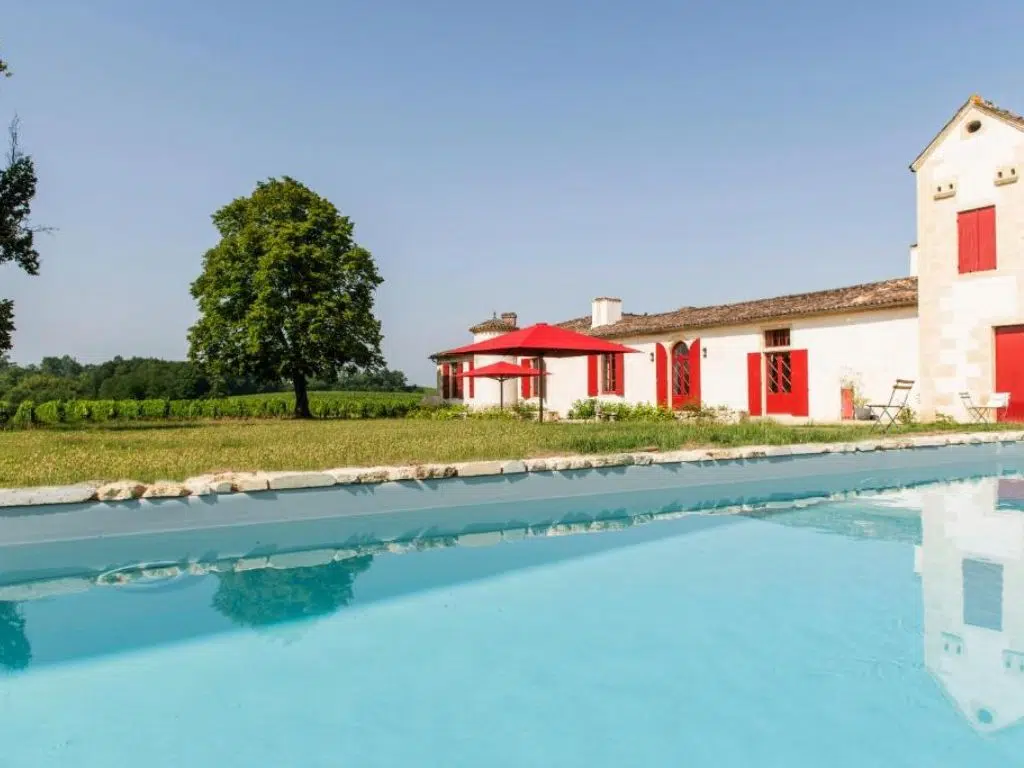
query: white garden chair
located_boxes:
[959,392,1010,423]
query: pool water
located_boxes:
[3,474,1024,766]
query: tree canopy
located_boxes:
[0,54,42,356]
[188,177,384,418]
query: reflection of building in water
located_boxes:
[916,477,1024,733]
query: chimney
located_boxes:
[591,297,622,328]
[501,312,518,328]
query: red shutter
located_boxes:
[442,363,452,399]
[977,206,997,271]
[467,360,475,398]
[690,337,702,406]
[790,349,809,417]
[587,355,599,397]
[613,353,625,396]
[655,344,668,407]
[746,353,762,416]
[958,210,977,274]
[521,359,531,398]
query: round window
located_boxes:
[967,119,982,134]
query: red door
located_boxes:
[764,349,809,417]
[747,353,762,416]
[995,326,1024,421]
[670,340,701,408]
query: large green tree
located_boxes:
[0,54,42,355]
[188,177,384,418]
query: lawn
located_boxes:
[0,418,1018,487]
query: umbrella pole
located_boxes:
[538,356,546,423]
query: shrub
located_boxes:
[89,400,118,422]
[568,399,598,420]
[34,400,65,425]
[65,400,91,423]
[200,399,221,419]
[117,400,143,420]
[12,400,35,428]
[0,401,12,427]
[141,399,170,419]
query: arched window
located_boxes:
[672,342,691,397]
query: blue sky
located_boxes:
[3,0,1022,383]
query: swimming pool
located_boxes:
[3,450,1024,766]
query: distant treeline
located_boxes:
[0,356,421,405]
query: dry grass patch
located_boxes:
[0,418,1017,487]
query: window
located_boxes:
[963,558,1003,631]
[958,206,996,274]
[523,358,545,399]
[602,354,617,394]
[454,363,464,399]
[671,342,691,397]
[766,352,792,394]
[764,328,790,348]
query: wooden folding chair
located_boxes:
[868,379,914,431]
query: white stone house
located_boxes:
[433,96,1024,423]
[915,477,1024,733]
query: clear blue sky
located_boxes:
[3,0,1022,383]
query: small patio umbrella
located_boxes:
[444,323,640,422]
[456,360,545,410]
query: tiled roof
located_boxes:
[468,316,518,333]
[558,277,918,339]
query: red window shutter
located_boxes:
[655,344,668,407]
[958,209,980,273]
[746,353,762,416]
[977,206,997,271]
[790,349,809,417]
[690,337,701,406]
[587,355,599,397]
[521,359,532,398]
[467,360,474,398]
[442,363,451,399]
[614,353,625,396]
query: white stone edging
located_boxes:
[0,430,1022,509]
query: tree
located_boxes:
[0,601,31,670]
[0,54,41,355]
[211,556,373,628]
[188,177,384,418]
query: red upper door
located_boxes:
[958,206,997,274]
[995,326,1024,421]
[670,340,701,408]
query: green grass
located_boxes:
[0,418,1018,487]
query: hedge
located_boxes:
[1,392,431,428]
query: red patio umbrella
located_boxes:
[444,323,639,421]
[456,360,545,410]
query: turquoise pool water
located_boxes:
[3,471,1024,766]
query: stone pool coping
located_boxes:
[2,429,1023,509]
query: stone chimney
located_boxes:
[501,312,518,328]
[591,297,623,328]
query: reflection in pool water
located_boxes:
[4,471,1024,765]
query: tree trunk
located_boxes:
[293,374,312,419]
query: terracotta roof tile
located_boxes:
[559,277,918,338]
[468,316,518,334]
